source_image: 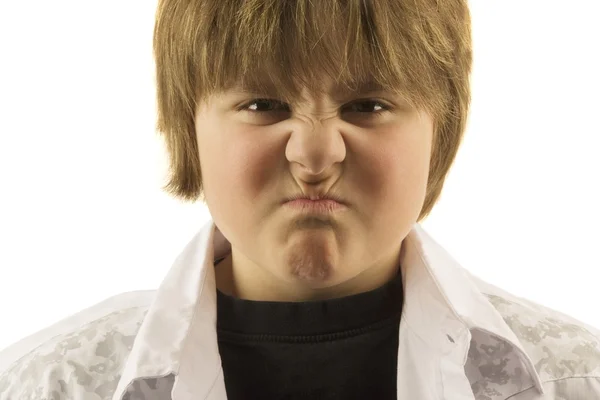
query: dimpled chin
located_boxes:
[284,234,339,284]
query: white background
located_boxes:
[0,1,598,352]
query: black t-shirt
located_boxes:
[215,260,404,400]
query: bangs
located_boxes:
[212,0,405,105]
[156,0,455,119]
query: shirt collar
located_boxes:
[399,224,545,396]
[113,218,544,399]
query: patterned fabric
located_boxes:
[0,306,147,399]
[122,377,175,400]
[1,220,599,399]
[466,292,600,399]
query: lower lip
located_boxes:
[284,199,348,214]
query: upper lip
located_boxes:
[283,193,346,204]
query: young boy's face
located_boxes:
[194,79,434,301]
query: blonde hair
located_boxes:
[153,0,472,222]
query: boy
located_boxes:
[1,0,599,399]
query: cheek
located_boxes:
[203,132,278,212]
[357,136,430,224]
[199,130,277,244]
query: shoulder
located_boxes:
[0,290,155,400]
[471,275,600,391]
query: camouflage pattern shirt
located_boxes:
[1,219,599,399]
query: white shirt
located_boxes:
[1,218,599,399]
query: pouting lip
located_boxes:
[282,194,347,205]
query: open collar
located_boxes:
[113,218,544,399]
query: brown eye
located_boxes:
[237,98,390,117]
[238,99,289,113]
[345,100,388,114]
